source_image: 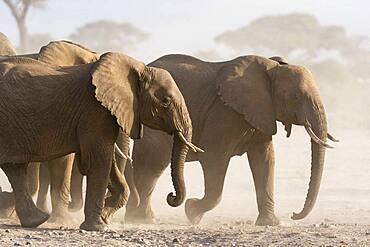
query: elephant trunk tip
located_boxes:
[291,212,306,220]
[166,192,184,207]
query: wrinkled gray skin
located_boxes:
[0,33,39,218]
[0,39,134,224]
[124,54,336,226]
[0,40,101,223]
[0,50,196,231]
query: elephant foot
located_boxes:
[80,218,108,232]
[185,198,204,225]
[68,200,83,213]
[0,191,15,218]
[125,208,156,224]
[19,209,50,228]
[255,214,280,226]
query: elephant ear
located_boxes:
[38,40,99,66]
[91,52,144,139]
[0,32,16,56]
[218,56,277,135]
[269,56,288,65]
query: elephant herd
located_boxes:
[0,32,337,231]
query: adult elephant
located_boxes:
[125,54,337,226]
[0,40,102,223]
[0,33,40,218]
[35,41,133,223]
[0,51,201,231]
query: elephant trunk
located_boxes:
[166,103,194,207]
[292,103,328,220]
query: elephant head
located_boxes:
[91,52,203,207]
[218,56,337,220]
[0,32,16,56]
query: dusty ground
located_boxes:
[0,129,369,246]
[0,214,369,246]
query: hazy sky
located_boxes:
[1,0,369,61]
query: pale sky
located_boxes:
[1,0,369,62]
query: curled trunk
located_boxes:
[167,129,191,207]
[292,105,327,220]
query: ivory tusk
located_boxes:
[177,132,205,153]
[327,133,339,142]
[304,125,334,149]
[114,143,127,159]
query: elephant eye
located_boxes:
[160,96,171,108]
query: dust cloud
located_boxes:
[0,2,369,246]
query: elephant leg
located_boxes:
[48,154,74,224]
[101,132,131,223]
[0,187,14,218]
[1,163,49,227]
[79,146,112,231]
[247,137,279,226]
[185,156,229,224]
[36,162,50,213]
[68,158,84,212]
[27,163,40,198]
[125,157,168,224]
[0,162,40,218]
[101,155,129,224]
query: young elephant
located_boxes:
[125,54,337,226]
[0,52,201,231]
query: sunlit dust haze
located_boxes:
[0,0,369,227]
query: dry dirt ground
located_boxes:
[0,129,369,246]
[0,214,369,246]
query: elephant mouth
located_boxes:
[283,121,338,148]
[304,122,336,149]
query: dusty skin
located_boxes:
[0,129,369,246]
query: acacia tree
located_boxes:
[215,14,357,61]
[69,20,149,53]
[3,0,46,53]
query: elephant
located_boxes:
[0,51,202,231]
[124,54,337,226]
[0,40,100,223]
[0,39,135,224]
[0,33,40,218]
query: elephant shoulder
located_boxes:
[150,54,208,72]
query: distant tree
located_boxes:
[215,13,356,61]
[3,0,47,53]
[69,20,149,53]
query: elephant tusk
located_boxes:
[114,143,133,163]
[177,132,205,153]
[327,133,339,142]
[304,125,334,149]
